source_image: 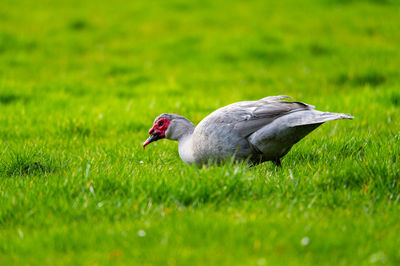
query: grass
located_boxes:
[0,0,399,264]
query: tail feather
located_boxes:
[290,111,354,127]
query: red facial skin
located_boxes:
[143,118,171,149]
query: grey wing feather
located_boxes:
[232,100,313,138]
[198,96,315,138]
[247,110,354,160]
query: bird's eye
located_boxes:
[158,120,164,126]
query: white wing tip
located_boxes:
[327,113,354,120]
[343,114,354,119]
[260,95,292,102]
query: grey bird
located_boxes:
[143,96,353,166]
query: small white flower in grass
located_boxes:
[137,230,146,237]
[18,228,24,239]
[139,161,144,164]
[257,258,266,265]
[369,251,386,263]
[85,163,91,179]
[301,237,310,246]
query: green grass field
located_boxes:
[1,0,399,264]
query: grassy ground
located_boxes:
[1,0,399,264]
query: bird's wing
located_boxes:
[200,96,314,138]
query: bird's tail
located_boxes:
[291,111,354,127]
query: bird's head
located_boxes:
[142,115,171,149]
[143,113,195,149]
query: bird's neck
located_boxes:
[177,126,194,141]
[169,118,195,141]
[178,133,195,165]
[166,117,196,164]
[176,121,195,165]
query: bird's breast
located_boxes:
[178,135,195,165]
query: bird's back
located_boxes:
[191,96,352,165]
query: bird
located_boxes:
[143,95,353,167]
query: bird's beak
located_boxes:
[142,133,161,149]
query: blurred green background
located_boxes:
[0,0,399,265]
